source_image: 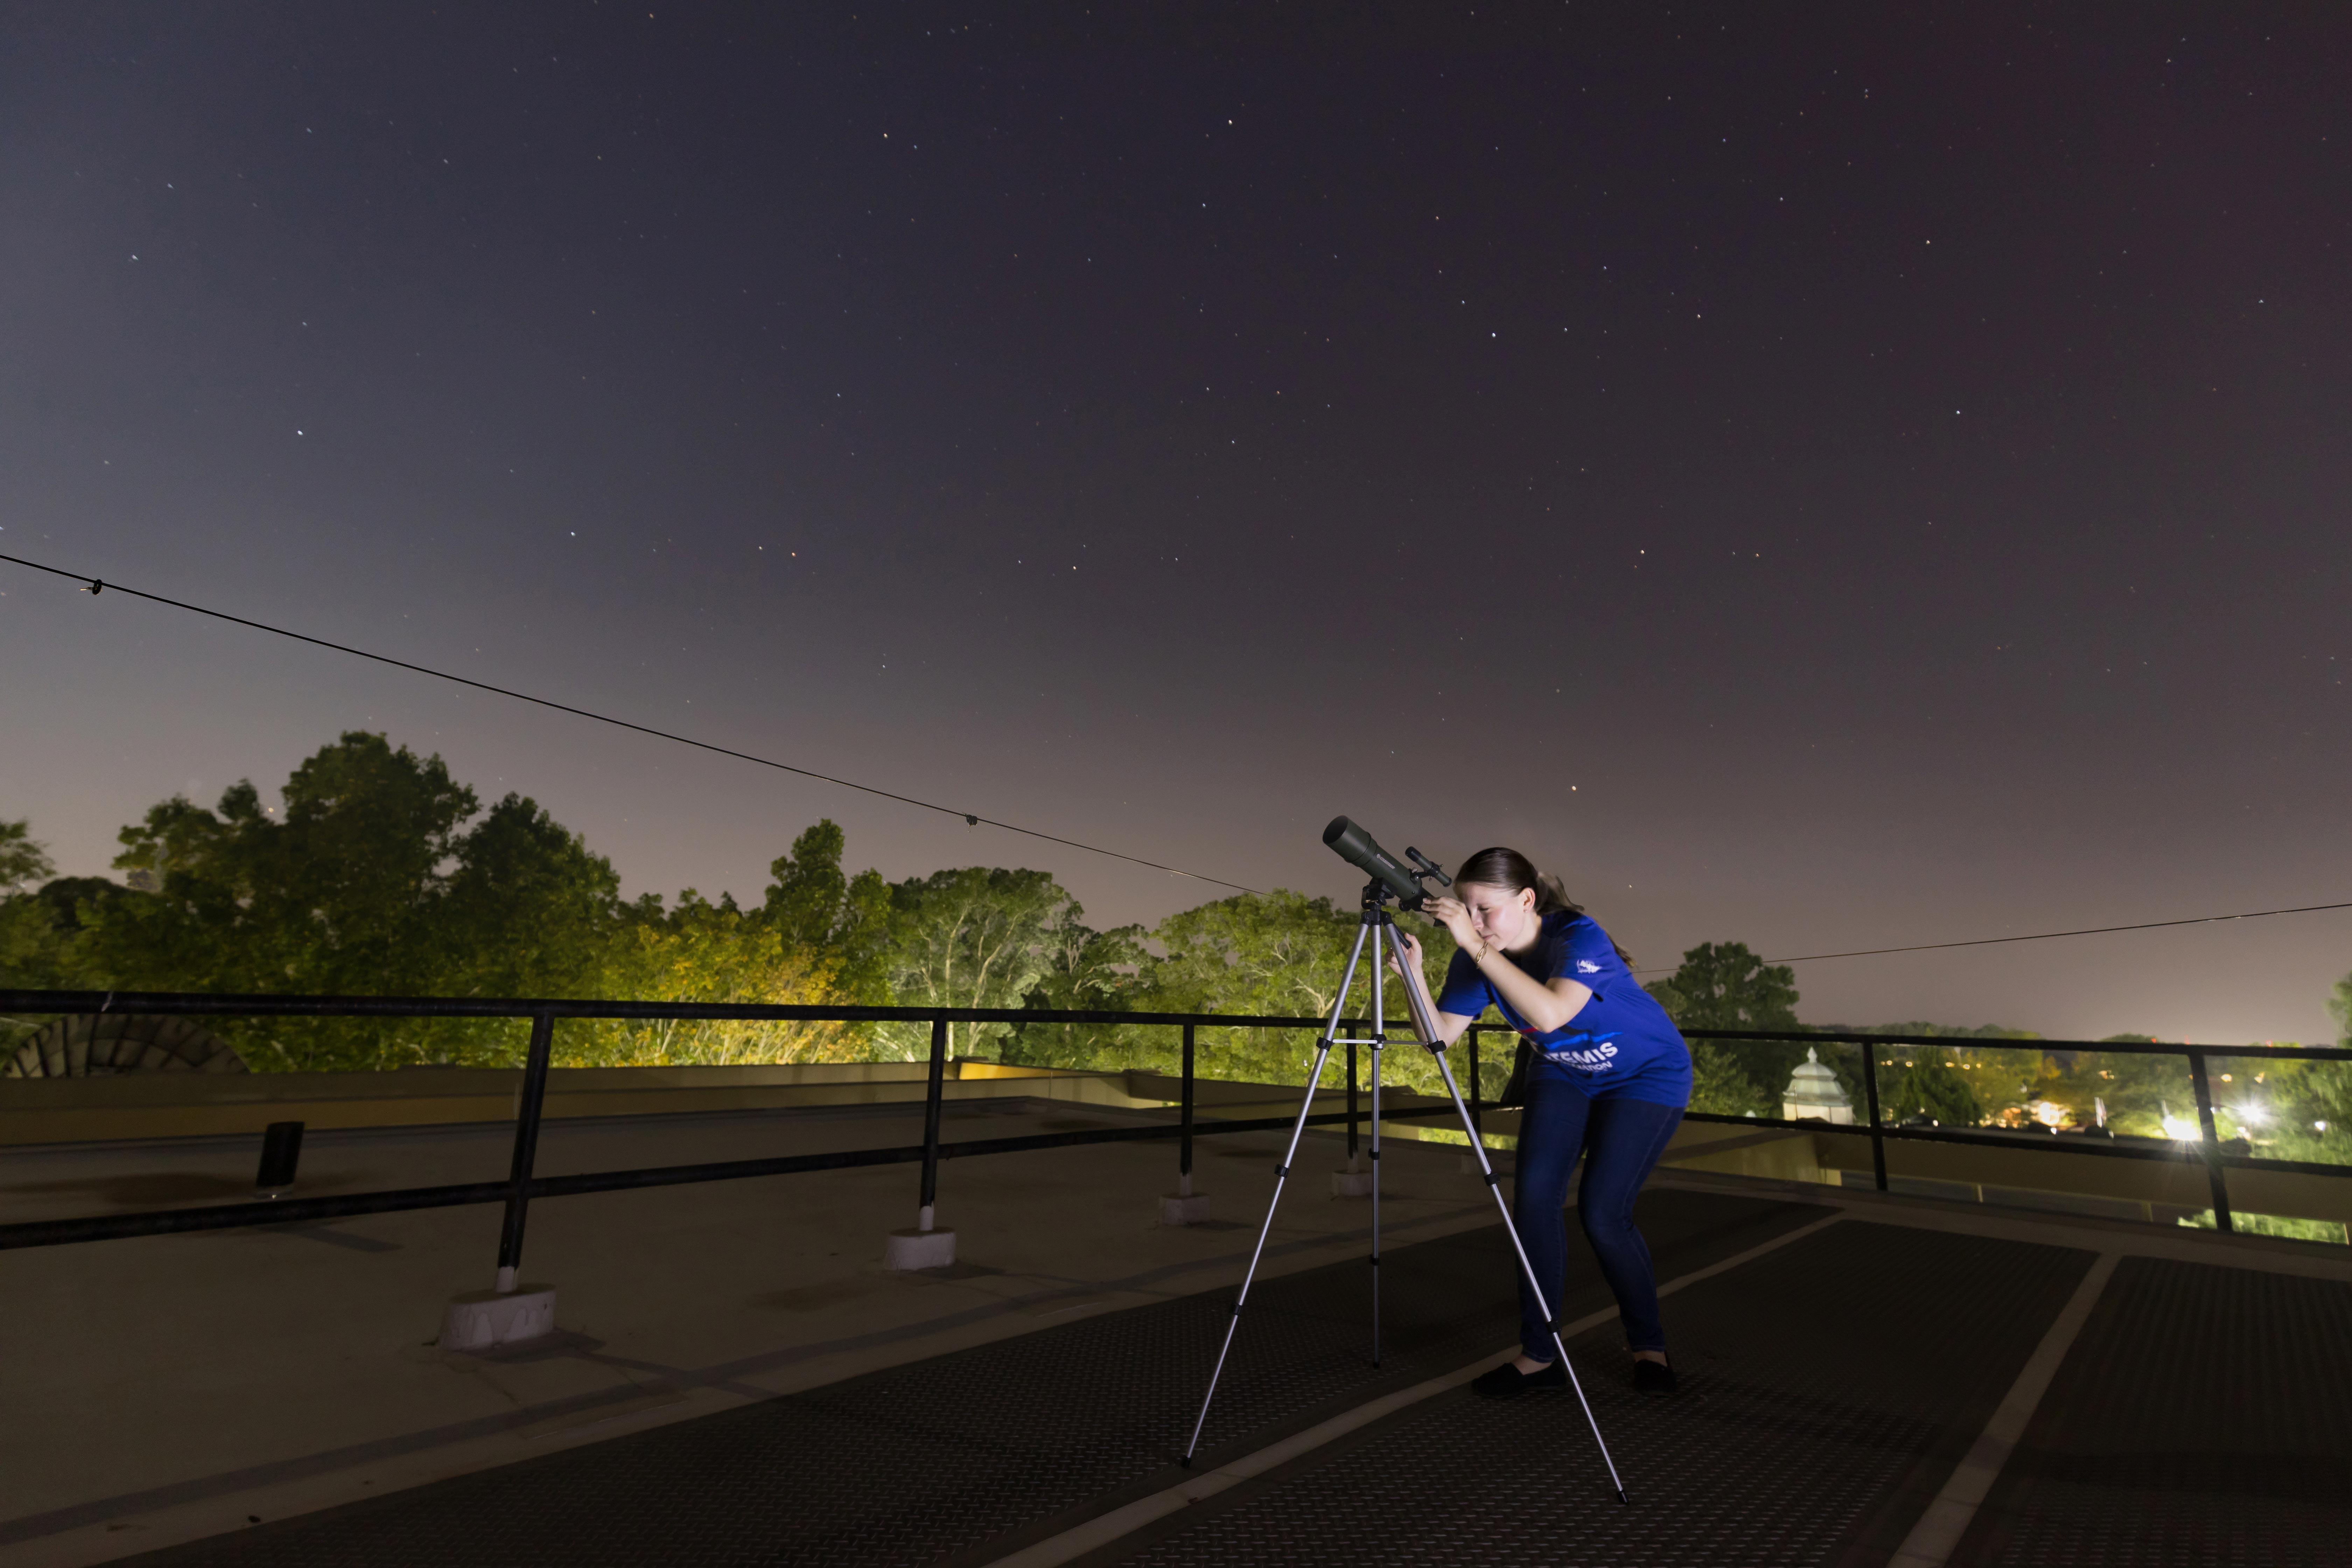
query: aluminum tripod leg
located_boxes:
[1385,922,1630,1505]
[1368,916,1385,1368]
[1179,919,1372,1467]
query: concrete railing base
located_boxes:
[883,1227,958,1270]
[440,1285,556,1351]
[1159,1192,1212,1225]
[1331,1169,1374,1198]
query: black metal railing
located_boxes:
[2,993,2346,1267]
[0,990,1468,1262]
[1675,1028,2352,1234]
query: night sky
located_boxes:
[4,4,2347,1043]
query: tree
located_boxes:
[762,819,891,1006]
[0,819,56,895]
[2249,1031,2351,1165]
[1861,1024,2051,1130]
[80,733,619,1069]
[879,867,1069,1060]
[26,877,129,936]
[439,793,624,1002]
[1688,1044,1770,1117]
[1002,904,1150,1069]
[68,744,965,1069]
[1645,941,1799,1032]
[1146,891,1358,1084]
[567,819,902,1068]
[1,820,77,1056]
[1883,1055,1982,1126]
[1149,891,1353,1017]
[1645,941,1819,1110]
[1,877,124,1003]
[93,736,478,1000]
[1143,892,1456,1090]
[1,820,143,1057]
[582,890,851,1066]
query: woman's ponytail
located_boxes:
[1533,871,1578,917]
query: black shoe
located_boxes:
[1632,1357,1677,1396]
[1472,1359,1567,1400]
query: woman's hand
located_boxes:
[1386,928,1425,977]
[1420,895,1480,954]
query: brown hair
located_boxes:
[1453,846,1633,965]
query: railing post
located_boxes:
[918,1013,948,1232]
[2187,1048,2235,1233]
[494,1008,556,1292]
[1858,1037,1888,1192]
[1178,1022,1196,1198]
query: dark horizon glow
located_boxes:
[16,543,2352,993]
[0,547,1266,894]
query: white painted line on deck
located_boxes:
[1650,1210,1845,1306]
[1888,1250,2120,1568]
[985,1211,1847,1568]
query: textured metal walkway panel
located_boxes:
[1953,1255,2352,1567]
[1095,1221,2096,1568]
[119,1189,1818,1568]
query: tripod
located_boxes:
[1178,878,1628,1504]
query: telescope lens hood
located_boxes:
[1323,816,1430,907]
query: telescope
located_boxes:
[1322,817,1451,909]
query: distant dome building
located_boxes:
[1782,1046,1854,1124]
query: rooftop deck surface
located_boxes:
[104,1182,2351,1568]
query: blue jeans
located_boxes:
[1513,1075,1684,1360]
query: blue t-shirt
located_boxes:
[1435,910,1691,1106]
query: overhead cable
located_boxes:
[1635,900,2352,974]
[0,552,1262,894]
[12,552,2344,956]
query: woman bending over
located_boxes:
[1394,846,1691,1398]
